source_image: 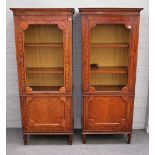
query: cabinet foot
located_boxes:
[82,134,86,144]
[23,134,28,145]
[127,133,131,144]
[68,135,72,145]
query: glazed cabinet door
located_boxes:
[14,15,72,94]
[25,96,71,132]
[82,14,140,93]
[83,96,133,132]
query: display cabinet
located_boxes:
[11,8,74,144]
[79,8,143,144]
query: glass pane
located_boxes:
[24,25,64,91]
[90,24,130,91]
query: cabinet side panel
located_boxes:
[82,15,90,130]
[13,16,28,132]
[82,15,90,92]
[19,96,28,132]
[128,16,140,92]
[67,15,73,93]
[13,16,26,94]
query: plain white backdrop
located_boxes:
[0,0,6,154]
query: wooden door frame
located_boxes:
[13,15,72,94]
[81,14,140,93]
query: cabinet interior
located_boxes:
[90,24,130,91]
[24,24,64,91]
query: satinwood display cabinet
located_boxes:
[79,8,143,144]
[11,8,74,145]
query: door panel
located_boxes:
[26,96,70,132]
[84,96,129,131]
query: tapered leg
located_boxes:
[82,134,86,144]
[127,133,131,144]
[23,134,28,145]
[68,135,72,145]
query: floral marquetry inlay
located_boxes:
[20,21,29,30]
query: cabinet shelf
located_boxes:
[29,86,62,91]
[90,66,128,74]
[92,85,125,91]
[27,67,64,74]
[90,43,129,48]
[25,42,63,47]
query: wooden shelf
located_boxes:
[90,43,129,48]
[90,66,128,74]
[27,67,64,74]
[92,85,125,91]
[29,86,62,91]
[25,42,63,47]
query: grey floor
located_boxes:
[6,128,148,155]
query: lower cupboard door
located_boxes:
[83,96,132,131]
[26,96,71,132]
